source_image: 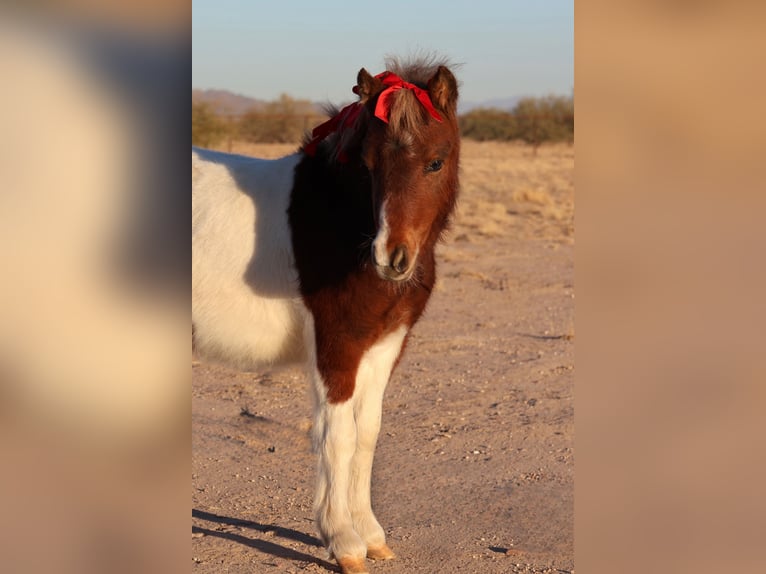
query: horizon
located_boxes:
[192,0,573,105]
[191,87,570,116]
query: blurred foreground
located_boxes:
[0,7,188,574]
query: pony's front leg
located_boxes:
[349,384,395,562]
[313,381,369,574]
[349,326,408,561]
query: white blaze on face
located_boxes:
[372,199,391,268]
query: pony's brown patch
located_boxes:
[291,57,460,403]
[315,102,370,165]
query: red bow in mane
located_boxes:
[303,103,362,159]
[366,71,443,124]
[304,71,442,160]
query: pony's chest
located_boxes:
[302,266,433,336]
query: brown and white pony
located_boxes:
[192,57,460,574]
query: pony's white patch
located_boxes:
[349,325,408,547]
[310,324,408,558]
[372,199,391,267]
[192,148,308,369]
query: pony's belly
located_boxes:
[192,218,308,368]
[193,290,307,369]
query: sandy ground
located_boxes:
[192,140,574,573]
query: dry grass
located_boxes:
[456,140,574,241]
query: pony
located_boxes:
[192,56,460,574]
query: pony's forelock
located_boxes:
[386,89,427,148]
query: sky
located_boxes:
[192,0,573,106]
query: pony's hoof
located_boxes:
[336,555,369,574]
[367,544,395,561]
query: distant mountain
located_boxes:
[192,89,326,116]
[192,89,268,116]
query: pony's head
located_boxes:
[357,63,460,282]
[306,58,460,283]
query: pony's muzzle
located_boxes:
[372,243,414,282]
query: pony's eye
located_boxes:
[425,159,443,173]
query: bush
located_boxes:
[237,94,324,143]
[459,109,518,141]
[512,95,574,152]
[459,95,574,150]
[192,101,228,148]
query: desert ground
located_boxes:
[192,140,574,573]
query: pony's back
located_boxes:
[192,148,307,369]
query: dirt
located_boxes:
[192,140,574,573]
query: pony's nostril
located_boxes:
[391,245,409,274]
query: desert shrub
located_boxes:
[237,94,325,143]
[512,95,574,152]
[459,108,518,141]
[459,95,574,150]
[192,101,228,148]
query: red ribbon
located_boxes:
[304,71,442,159]
[368,71,443,124]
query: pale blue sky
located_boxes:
[192,0,573,105]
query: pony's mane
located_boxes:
[382,54,453,89]
[310,102,371,164]
[304,55,456,163]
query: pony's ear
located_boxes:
[355,68,383,104]
[428,65,459,113]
